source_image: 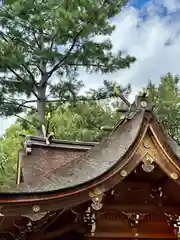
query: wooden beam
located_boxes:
[88,238,175,240]
[42,225,75,240]
[39,209,66,232]
[0,232,14,240]
[104,204,180,213]
[32,222,84,240]
[88,232,176,238]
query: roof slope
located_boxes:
[18,110,144,193]
[2,95,180,197]
[167,135,180,158]
[0,95,180,216]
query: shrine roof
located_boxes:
[17,109,144,193]
[25,135,98,150]
[166,134,180,157]
[0,94,180,216]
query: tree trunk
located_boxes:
[36,86,46,136]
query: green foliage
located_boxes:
[50,101,120,141]
[87,79,131,100]
[0,100,121,187]
[0,122,34,189]
[14,79,132,132]
[0,0,135,124]
[145,72,180,143]
[1,72,180,188]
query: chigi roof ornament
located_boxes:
[135,90,154,110]
[116,90,154,121]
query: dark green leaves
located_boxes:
[0,0,135,126]
[145,73,180,144]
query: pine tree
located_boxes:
[0,0,135,133]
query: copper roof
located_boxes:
[2,95,180,195]
[0,95,180,216]
[25,136,98,150]
[18,110,144,193]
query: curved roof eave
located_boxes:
[0,111,145,201]
[149,113,180,166]
[0,107,180,215]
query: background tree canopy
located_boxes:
[0,0,135,132]
[0,0,179,191]
[0,72,180,189]
[0,98,122,189]
[145,72,180,144]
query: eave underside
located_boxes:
[1,168,180,240]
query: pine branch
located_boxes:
[1,29,40,92]
[32,31,41,49]
[0,100,36,111]
[65,63,107,68]
[0,30,39,91]
[36,65,44,75]
[3,90,130,112]
[13,114,37,128]
[21,63,38,88]
[47,0,109,80]
[49,35,56,51]
[0,31,8,42]
[47,36,79,79]
[6,66,39,99]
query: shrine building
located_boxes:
[0,94,179,240]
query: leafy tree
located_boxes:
[13,78,132,133]
[0,0,135,132]
[50,101,120,141]
[87,79,131,108]
[0,122,34,189]
[145,73,180,143]
[0,100,121,187]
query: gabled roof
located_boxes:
[24,135,98,150]
[18,110,144,193]
[0,94,180,216]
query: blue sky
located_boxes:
[82,0,180,97]
[1,0,180,135]
[130,0,150,9]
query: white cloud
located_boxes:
[1,0,180,134]
[163,0,180,12]
[83,0,180,93]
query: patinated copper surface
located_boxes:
[0,96,180,239]
[0,96,179,218]
[21,147,89,185]
[18,111,144,193]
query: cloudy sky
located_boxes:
[0,0,180,134]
